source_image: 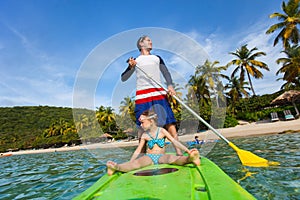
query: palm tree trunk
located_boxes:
[247,72,256,96]
[292,102,300,117]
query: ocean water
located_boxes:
[0,133,299,200]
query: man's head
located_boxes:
[137,35,152,51]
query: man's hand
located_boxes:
[167,85,176,96]
[128,57,137,69]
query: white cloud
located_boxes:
[183,19,285,95]
[1,74,72,107]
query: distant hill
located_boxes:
[0,106,80,152]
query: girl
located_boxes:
[106,110,200,176]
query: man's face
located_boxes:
[141,37,152,50]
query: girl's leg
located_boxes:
[159,154,189,165]
[107,156,153,176]
[159,149,200,166]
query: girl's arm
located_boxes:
[162,129,190,154]
[129,136,146,161]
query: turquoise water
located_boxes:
[0,133,299,200]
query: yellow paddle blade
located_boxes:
[228,142,280,167]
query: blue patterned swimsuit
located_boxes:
[146,128,165,165]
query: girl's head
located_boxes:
[138,110,157,130]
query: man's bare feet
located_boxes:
[106,161,118,176]
[189,149,201,166]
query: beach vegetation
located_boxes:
[226,45,269,96]
[223,115,239,128]
[168,83,184,118]
[96,106,117,132]
[225,76,251,115]
[0,106,79,152]
[0,93,298,153]
[266,0,300,49]
[276,44,300,90]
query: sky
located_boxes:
[0,0,286,111]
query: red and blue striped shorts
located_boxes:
[135,87,176,127]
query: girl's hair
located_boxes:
[140,110,158,122]
[136,35,149,51]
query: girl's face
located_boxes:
[139,115,153,130]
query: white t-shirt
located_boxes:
[135,55,162,90]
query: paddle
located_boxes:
[135,65,280,167]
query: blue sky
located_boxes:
[0,0,285,111]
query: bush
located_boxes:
[236,112,259,122]
[223,115,238,128]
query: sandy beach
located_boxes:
[5,118,300,156]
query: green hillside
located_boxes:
[0,106,80,153]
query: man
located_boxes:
[121,35,182,155]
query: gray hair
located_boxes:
[136,35,149,51]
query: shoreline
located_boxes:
[4,118,300,156]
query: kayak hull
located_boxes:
[74,157,256,200]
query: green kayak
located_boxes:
[74,157,256,200]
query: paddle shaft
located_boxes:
[135,65,230,144]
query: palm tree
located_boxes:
[227,44,269,96]
[195,60,228,91]
[44,119,77,137]
[167,83,183,117]
[225,77,251,101]
[195,60,228,107]
[266,0,300,49]
[186,74,210,107]
[225,77,251,115]
[279,76,300,89]
[96,106,116,132]
[119,96,135,121]
[118,96,136,131]
[276,44,300,89]
[75,114,90,131]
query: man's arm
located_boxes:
[121,65,135,82]
[157,55,173,87]
[157,55,176,95]
[121,57,136,82]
